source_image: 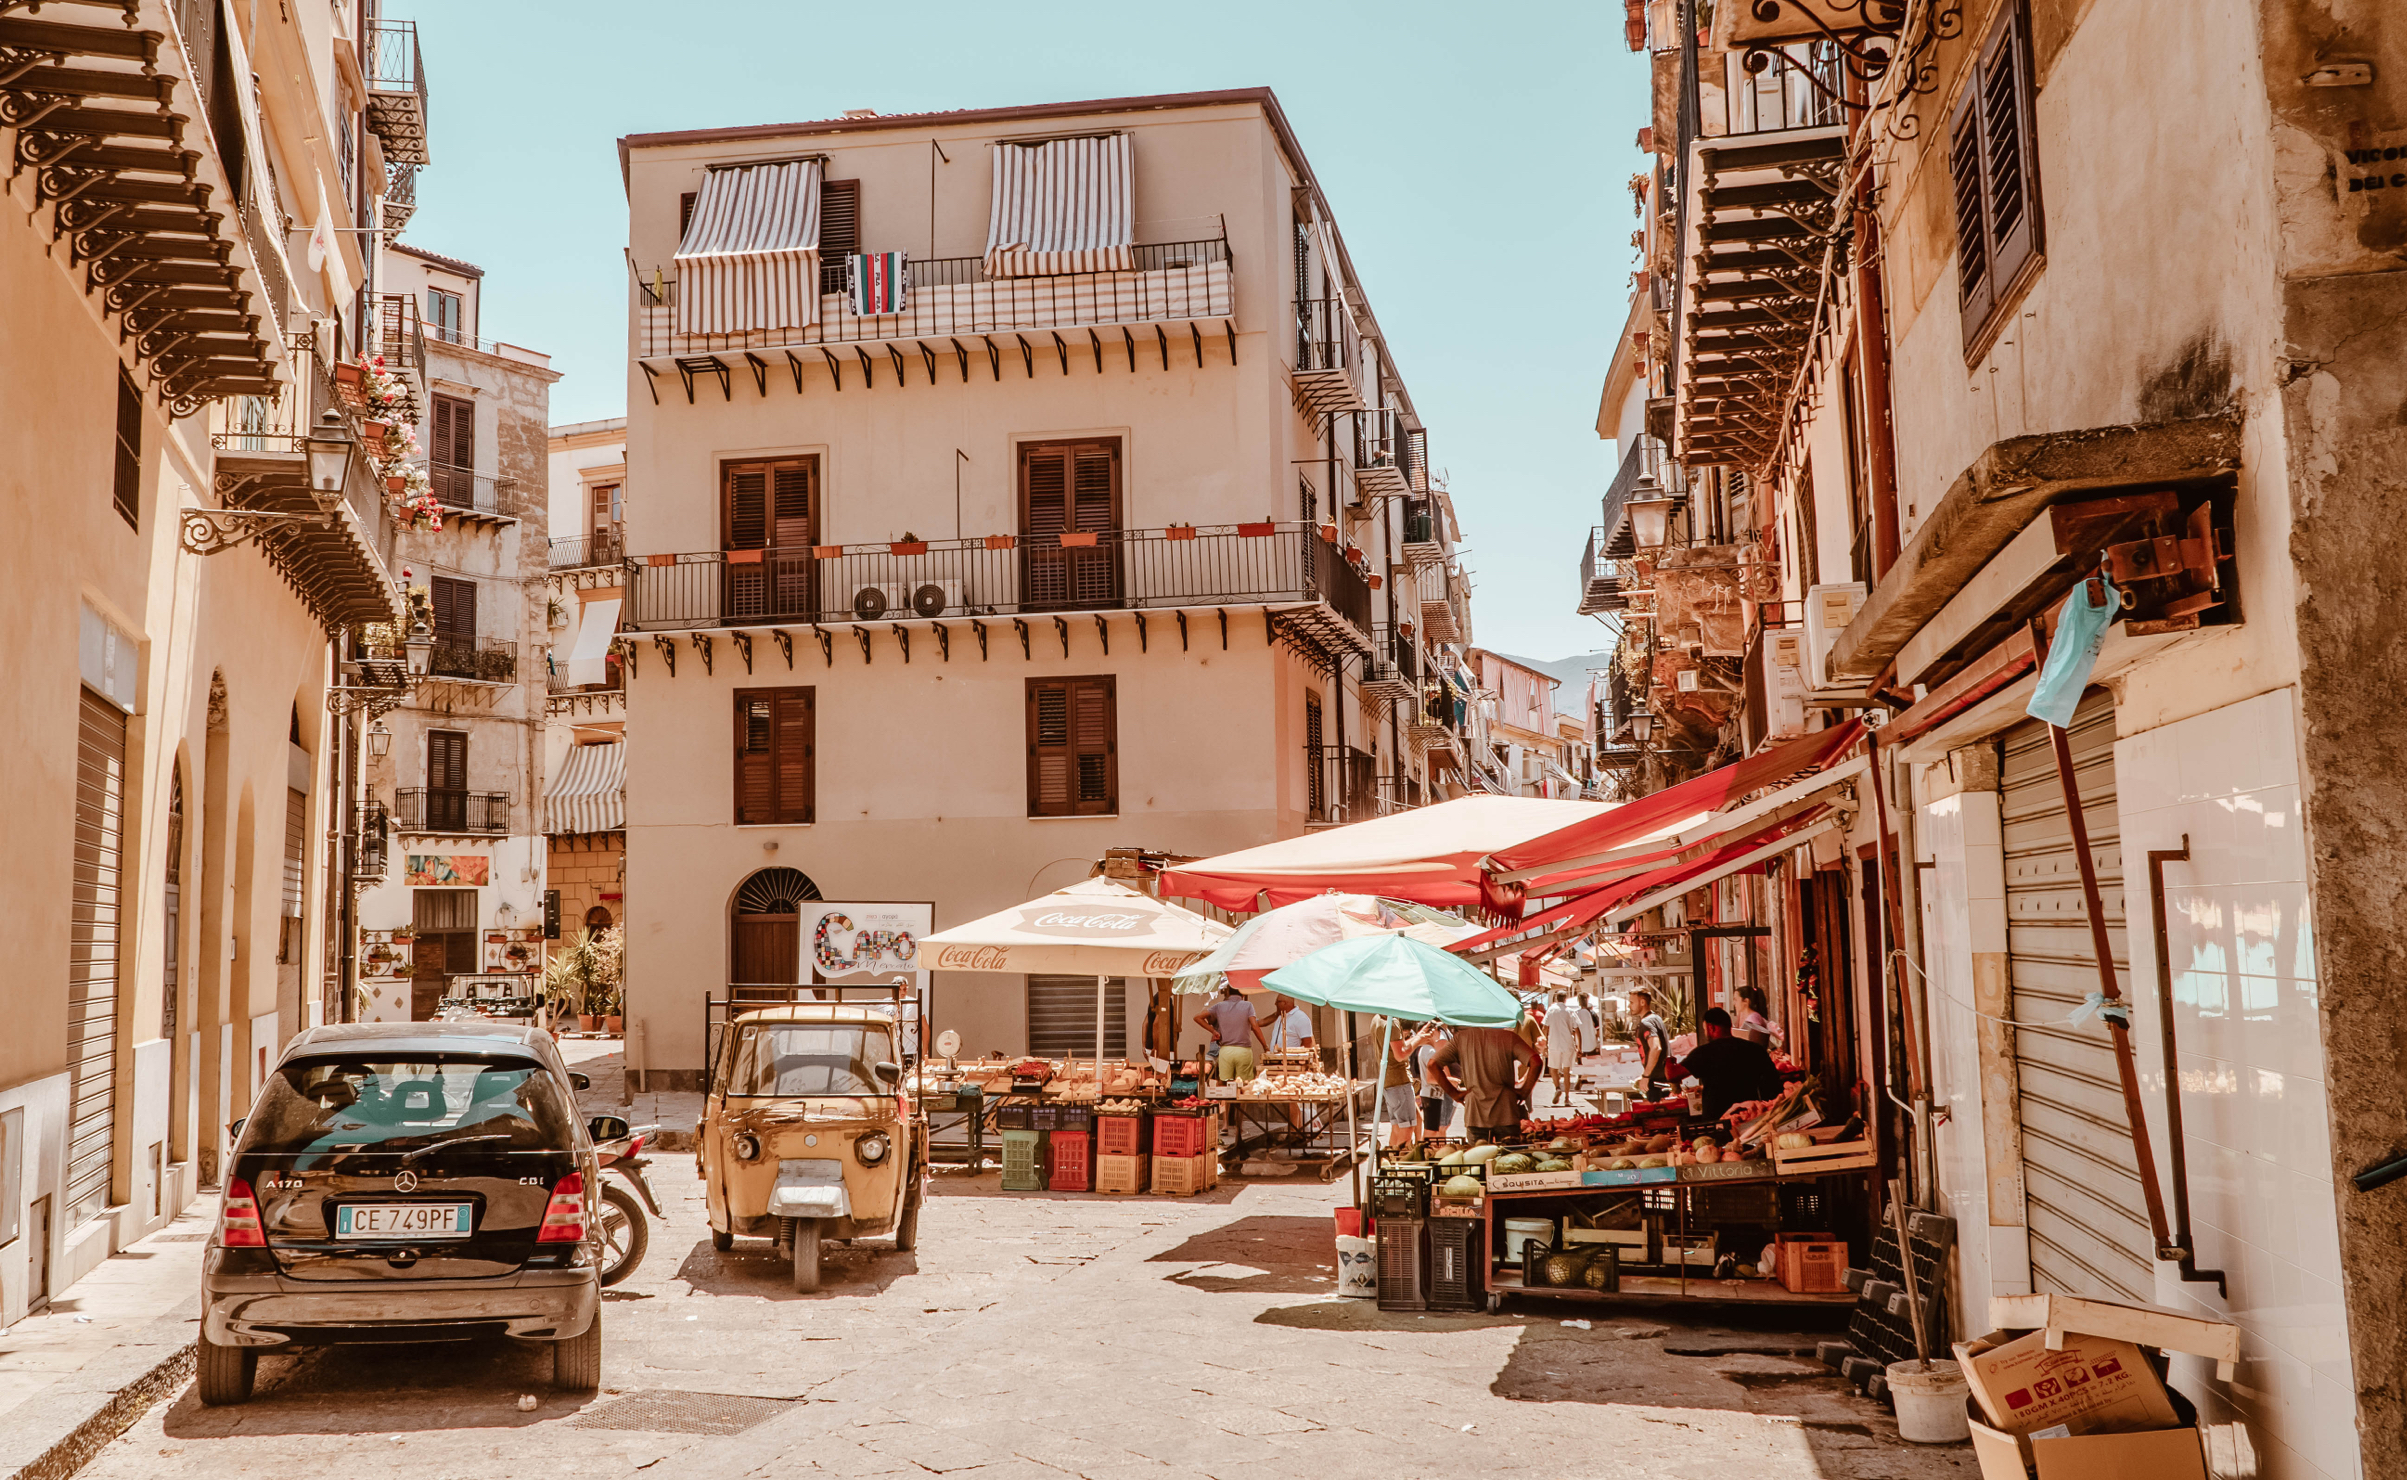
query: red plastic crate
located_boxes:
[1047,1130,1092,1192]
[1096,1114,1145,1158]
[1152,1113,1216,1159]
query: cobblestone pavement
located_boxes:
[80,1146,1975,1480]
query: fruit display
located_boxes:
[1232,1071,1351,1100]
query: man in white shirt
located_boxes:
[1542,992,1584,1102]
[1574,995,1601,1059]
[1265,994,1316,1059]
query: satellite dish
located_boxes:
[910,583,948,618]
[852,586,888,620]
[935,1028,961,1060]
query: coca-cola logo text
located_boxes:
[1013,908,1155,938]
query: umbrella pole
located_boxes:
[1095,974,1107,1085]
[1344,1011,1362,1210]
[1368,1015,1394,1197]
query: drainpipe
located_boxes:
[1890,739,1935,1210]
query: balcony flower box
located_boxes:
[984,534,1016,551]
[385,476,406,495]
[726,548,763,565]
[890,540,928,557]
[1237,522,1275,538]
[362,422,389,456]
[1164,524,1197,541]
[1368,574,1383,589]
[1318,523,1339,543]
[333,361,365,406]
[1057,531,1098,548]
[813,544,843,560]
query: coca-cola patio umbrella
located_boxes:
[919,877,1232,1072]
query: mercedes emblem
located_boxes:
[394,1170,419,1193]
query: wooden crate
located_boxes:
[1151,1153,1216,1196]
[1094,1153,1149,1195]
[1770,1137,1877,1174]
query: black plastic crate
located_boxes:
[1376,1217,1427,1312]
[1053,1104,1094,1132]
[1427,1216,1482,1310]
[1028,1102,1064,1130]
[993,1101,1036,1130]
[1373,1174,1428,1219]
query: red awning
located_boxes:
[1484,721,1865,889]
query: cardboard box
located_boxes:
[1967,1399,2208,1480]
[1771,1232,1848,1293]
[1989,1291,2242,1381]
[1954,1329,2181,1439]
[1486,1169,1584,1192]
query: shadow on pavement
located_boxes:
[669,1234,919,1300]
[159,1339,598,1435]
[1147,1214,1347,1295]
[925,1171,1242,1206]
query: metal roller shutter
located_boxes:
[1027,975,1126,1060]
[69,690,127,1223]
[2001,689,2151,1303]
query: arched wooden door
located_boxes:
[729,868,820,995]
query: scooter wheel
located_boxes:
[597,1184,649,1287]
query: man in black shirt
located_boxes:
[1669,1007,1785,1121]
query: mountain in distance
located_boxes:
[1494,651,1616,715]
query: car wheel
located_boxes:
[894,1165,923,1252]
[196,1331,256,1406]
[597,1184,648,1287]
[790,1219,821,1293]
[552,1316,602,1392]
[710,1227,733,1252]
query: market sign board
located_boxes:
[804,902,933,989]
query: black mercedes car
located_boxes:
[199,1022,619,1404]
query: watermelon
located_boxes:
[1441,1175,1485,1199]
[1492,1154,1536,1176]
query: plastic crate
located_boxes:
[1000,1129,1044,1191]
[1028,1102,1064,1131]
[1151,1153,1215,1196]
[1376,1217,1427,1311]
[1373,1174,1428,1219]
[993,1101,1036,1130]
[1053,1104,1094,1132]
[1095,1113,1146,1158]
[1094,1153,1149,1193]
[1152,1112,1217,1159]
[1048,1130,1092,1192]
[1426,1216,1483,1310]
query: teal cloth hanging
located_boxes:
[2027,578,2122,727]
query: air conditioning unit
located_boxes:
[850,580,963,620]
[1802,582,1866,687]
[1752,629,1809,741]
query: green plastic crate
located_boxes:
[1001,1129,1044,1191]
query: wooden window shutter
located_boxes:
[112,370,140,530]
[1021,446,1067,540]
[725,462,769,549]
[774,689,815,824]
[679,191,697,238]
[1980,3,2041,297]
[770,460,814,547]
[428,730,467,792]
[431,575,476,639]
[734,692,775,824]
[1070,444,1117,533]
[1948,84,1993,340]
[820,179,859,257]
[1027,677,1115,817]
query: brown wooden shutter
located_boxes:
[1021,440,1120,612]
[1979,4,2040,295]
[725,462,769,549]
[68,689,126,1222]
[1028,677,1114,816]
[773,689,815,824]
[431,575,476,639]
[734,691,775,824]
[112,370,141,530]
[679,190,697,238]
[1949,85,1993,338]
[431,394,473,505]
[820,179,859,256]
[428,730,467,792]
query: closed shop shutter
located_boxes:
[2001,689,2151,1303]
[69,690,127,1223]
[1027,975,1126,1060]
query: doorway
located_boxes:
[729,867,820,1001]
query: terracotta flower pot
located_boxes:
[890,541,928,556]
[1164,526,1197,541]
[604,1015,624,1035]
[1318,523,1339,543]
[812,543,842,559]
[983,534,1016,551]
[385,476,405,495]
[1057,531,1098,548]
[577,1014,600,1032]
[1236,522,1275,538]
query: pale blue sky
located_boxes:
[400,0,1646,659]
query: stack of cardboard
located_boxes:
[1956,1292,2239,1480]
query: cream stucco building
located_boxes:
[610,89,1475,1077]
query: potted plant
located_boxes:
[812,543,843,559]
[983,533,1016,551]
[545,934,598,1030]
[1318,522,1340,544]
[890,531,928,557]
[1164,522,1196,541]
[1236,519,1275,538]
[1058,530,1099,548]
[590,926,626,1034]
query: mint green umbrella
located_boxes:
[1261,933,1521,1027]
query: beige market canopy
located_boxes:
[920,878,1232,1067]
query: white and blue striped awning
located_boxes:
[545,741,624,837]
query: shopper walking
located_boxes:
[1542,992,1583,1104]
[1629,987,1673,1101]
[1426,1025,1542,1143]
[1192,986,1265,1082]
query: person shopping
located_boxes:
[1425,1024,1542,1144]
[1542,992,1584,1103]
[1667,1007,1785,1121]
[1629,987,1673,1101]
[1192,986,1265,1082]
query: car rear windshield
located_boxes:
[725,1024,893,1097]
[243,1056,577,1161]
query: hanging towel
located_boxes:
[2026,578,2123,727]
[849,252,908,316]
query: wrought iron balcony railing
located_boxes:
[430,635,515,683]
[394,788,509,834]
[633,237,1233,364]
[550,529,626,570]
[1307,745,1376,826]
[1579,528,1630,616]
[621,522,1372,641]
[363,18,429,165]
[1289,297,1365,415]
[352,800,390,880]
[547,654,623,693]
[1714,42,1846,138]
[376,294,431,381]
[383,161,418,230]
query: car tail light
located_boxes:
[537,1172,586,1242]
[220,1178,266,1247]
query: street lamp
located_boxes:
[1629,710,1655,746]
[1625,477,1676,552]
[404,617,434,678]
[366,719,392,759]
[303,407,354,509]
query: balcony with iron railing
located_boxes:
[352,800,390,881]
[1338,410,1425,504]
[1290,297,1365,416]
[549,528,626,571]
[619,521,1372,649]
[1579,528,1630,616]
[383,160,418,230]
[547,652,623,693]
[632,235,1234,379]
[363,18,429,165]
[394,788,508,835]
[375,294,431,383]
[1711,43,1847,139]
[1361,622,1422,708]
[1306,745,1376,827]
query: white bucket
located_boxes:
[1887,1359,1971,1444]
[1335,1235,1377,1297]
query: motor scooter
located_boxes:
[595,1122,664,1287]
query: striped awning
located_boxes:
[545,741,624,837]
[984,134,1134,279]
[674,160,822,335]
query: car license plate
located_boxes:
[335,1203,473,1240]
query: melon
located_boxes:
[1441,1175,1485,1199]
[1534,1158,1573,1174]
[1492,1153,1536,1176]
[1464,1144,1503,1165]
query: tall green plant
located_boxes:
[545,934,601,1017]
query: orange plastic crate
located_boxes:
[1094,1153,1149,1194]
[1152,1113,1217,1159]
[1151,1152,1215,1196]
[1096,1114,1145,1158]
[1048,1131,1092,1192]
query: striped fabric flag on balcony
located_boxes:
[848,252,907,316]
